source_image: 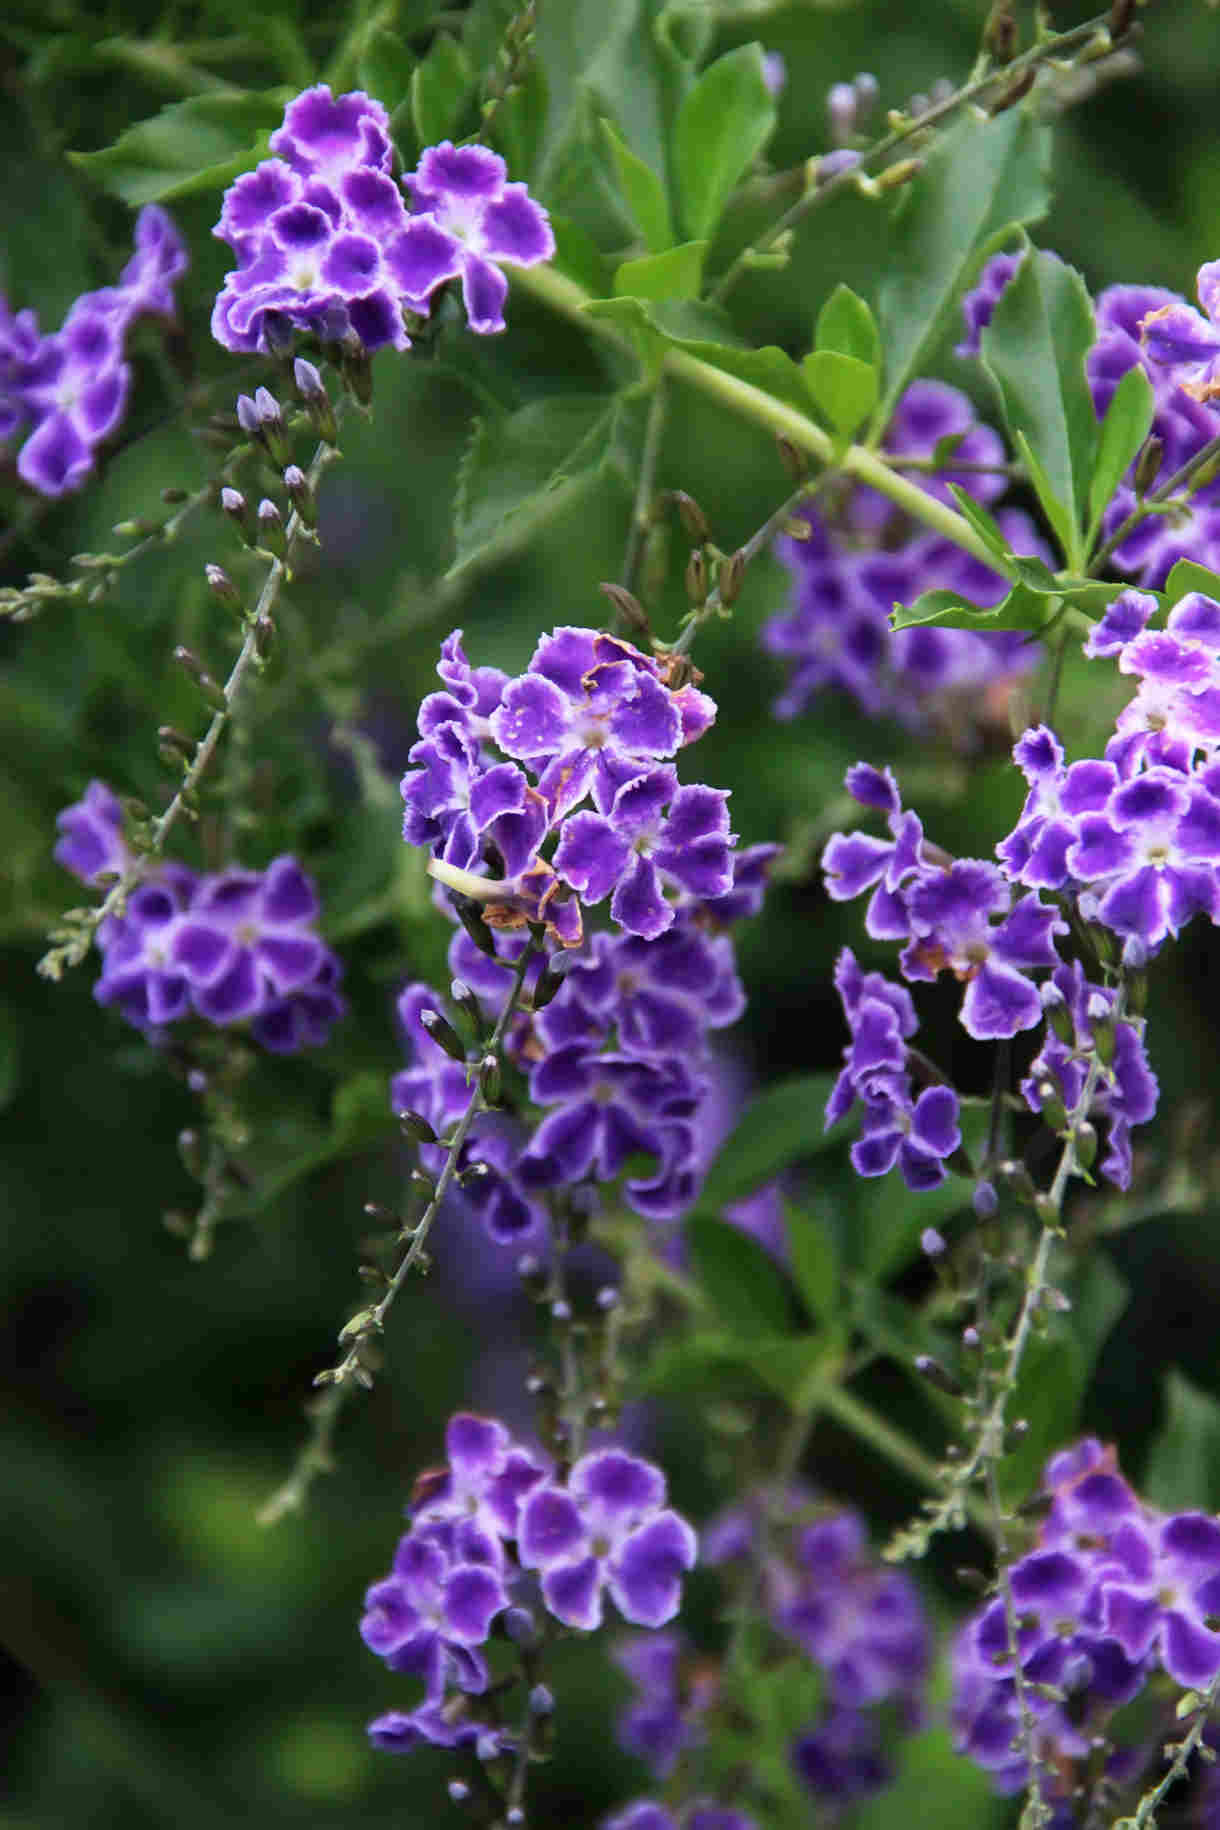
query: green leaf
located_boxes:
[1088,363,1156,541]
[801,350,878,439]
[877,107,1050,418]
[1144,1370,1220,1513]
[890,584,1052,635]
[640,1329,834,1404]
[672,43,777,241]
[69,91,288,206]
[816,282,881,370]
[356,29,414,120]
[450,394,626,577]
[583,295,811,410]
[614,241,707,302]
[550,214,615,298]
[696,1073,838,1214]
[600,117,673,252]
[786,1202,839,1325]
[686,1216,801,1338]
[981,251,1098,568]
[410,34,472,147]
[945,484,1012,562]
[1164,558,1220,606]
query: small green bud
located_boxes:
[478,1053,501,1104]
[1133,435,1164,497]
[775,434,809,483]
[684,549,707,606]
[420,1007,467,1062]
[1073,1121,1099,1171]
[718,547,746,607]
[599,580,650,636]
[670,490,710,543]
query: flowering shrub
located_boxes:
[16,10,1220,1829]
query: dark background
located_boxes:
[3,2,1220,1823]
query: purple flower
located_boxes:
[518,1449,697,1631]
[520,1042,704,1221]
[489,626,715,819]
[821,762,929,940]
[1141,259,1220,404]
[825,948,961,1191]
[1104,591,1220,774]
[772,1510,928,1706]
[54,781,129,886]
[94,866,201,1030]
[367,1700,505,1755]
[901,861,1065,1039]
[393,141,555,335]
[1100,1511,1220,1688]
[360,1523,510,1695]
[996,725,1119,891]
[1068,767,1220,956]
[1022,962,1158,1188]
[613,1631,714,1777]
[166,856,338,1030]
[604,1808,758,1830]
[7,207,186,497]
[269,84,393,182]
[792,1706,893,1805]
[409,1412,550,1552]
[537,924,744,1059]
[764,383,1044,728]
[554,767,735,942]
[957,249,1024,358]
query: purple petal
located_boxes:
[541,1556,604,1630]
[479,185,555,265]
[960,960,1043,1039]
[460,254,509,336]
[385,219,462,304]
[608,1512,698,1627]
[910,1084,960,1156]
[442,1565,507,1643]
[611,853,673,941]
[554,813,630,903]
[571,1450,666,1523]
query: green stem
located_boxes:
[512,263,1013,579]
[709,7,1128,306]
[1089,428,1220,576]
[620,378,669,597]
[819,1384,993,1536]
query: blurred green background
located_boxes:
[5,1,1220,1824]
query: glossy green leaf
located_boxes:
[945,484,1012,562]
[410,34,472,147]
[696,1072,839,1214]
[981,251,1098,568]
[601,117,673,252]
[687,1216,802,1337]
[877,108,1050,419]
[1145,1369,1220,1512]
[816,283,881,370]
[614,241,707,301]
[69,91,288,205]
[1164,558,1220,606]
[673,43,777,241]
[584,294,812,409]
[1088,363,1155,540]
[801,350,878,439]
[450,394,626,576]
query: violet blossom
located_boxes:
[517,1448,697,1631]
[359,1523,510,1695]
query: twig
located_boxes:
[1090,428,1220,576]
[620,378,670,598]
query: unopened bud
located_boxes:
[853,71,880,112]
[173,647,227,712]
[962,1325,981,1349]
[718,547,746,606]
[235,394,260,436]
[257,499,286,556]
[293,357,324,400]
[447,1780,470,1804]
[478,1053,501,1104]
[983,0,1018,62]
[161,486,189,504]
[1073,1121,1099,1171]
[530,956,568,1010]
[1041,979,1075,1044]
[178,1127,206,1180]
[397,1108,437,1145]
[420,1007,467,1062]
[451,892,498,957]
[205,563,241,609]
[157,725,195,768]
[1036,1080,1069,1133]
[921,1226,947,1258]
[671,490,710,543]
[596,1285,619,1312]
[827,80,857,145]
[283,464,317,528]
[253,614,276,661]
[517,1254,548,1297]
[529,1683,554,1716]
[598,580,650,635]
[684,549,707,605]
[220,487,249,539]
[503,1605,538,1645]
[915,1354,964,1398]
[987,66,1036,114]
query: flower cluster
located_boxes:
[705,1487,927,1808]
[394,628,772,1229]
[363,1417,697,1761]
[613,1631,715,1777]
[2,206,186,497]
[212,86,553,353]
[604,1806,757,1830]
[55,783,344,1052]
[954,1438,1220,1807]
[763,380,1043,728]
[960,254,1220,587]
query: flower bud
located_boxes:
[599,580,650,636]
[1036,1079,1069,1133]
[718,547,746,606]
[478,1053,501,1104]
[236,393,261,436]
[503,1605,539,1646]
[1133,434,1164,497]
[157,725,195,769]
[420,1008,467,1062]
[397,1108,436,1145]
[173,647,228,712]
[684,548,707,606]
[671,490,710,543]
[253,614,276,661]
[775,433,809,482]
[921,1227,946,1258]
[827,81,857,145]
[178,1127,206,1180]
[973,1180,998,1220]
[220,487,249,540]
[450,892,498,958]
[205,563,241,610]
[257,498,286,557]
[915,1354,963,1398]
[283,464,317,529]
[1073,1121,1099,1172]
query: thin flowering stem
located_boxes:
[986,1452,1051,1827]
[1089,427,1220,576]
[327,936,542,1389]
[620,378,670,599]
[1121,1665,1220,1828]
[257,1380,347,1526]
[708,7,1133,306]
[666,478,818,658]
[37,432,341,981]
